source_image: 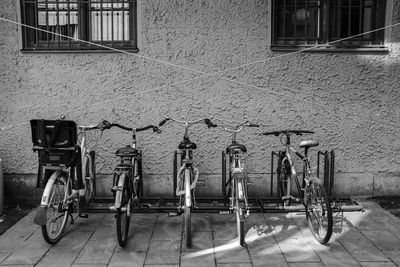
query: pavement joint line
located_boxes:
[70,228,95,266]
[143,215,159,266]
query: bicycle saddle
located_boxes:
[299,140,319,148]
[179,139,197,150]
[116,145,139,157]
[226,142,247,153]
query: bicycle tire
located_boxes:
[184,168,192,248]
[305,178,333,244]
[278,160,291,199]
[41,174,71,244]
[84,151,96,203]
[116,174,131,247]
[235,179,245,246]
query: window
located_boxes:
[20,0,137,51]
[271,0,387,50]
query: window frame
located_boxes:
[270,0,389,52]
[19,0,138,53]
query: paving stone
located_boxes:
[217,263,252,267]
[359,262,397,267]
[114,219,155,252]
[361,229,400,251]
[382,250,400,266]
[151,214,182,241]
[108,251,146,267]
[181,231,214,252]
[145,240,181,265]
[74,237,117,264]
[71,264,107,267]
[66,213,106,232]
[49,230,93,252]
[35,251,79,267]
[339,228,390,262]
[213,240,251,264]
[191,213,213,232]
[0,252,10,263]
[317,249,360,267]
[288,263,325,267]
[181,251,215,267]
[247,234,288,267]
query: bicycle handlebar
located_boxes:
[219,121,259,133]
[158,116,217,128]
[262,130,314,136]
[97,120,161,133]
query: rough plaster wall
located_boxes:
[1,0,400,198]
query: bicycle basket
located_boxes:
[30,119,77,166]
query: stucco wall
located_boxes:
[1,0,400,202]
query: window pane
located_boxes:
[37,0,79,42]
[274,0,321,45]
[329,0,386,46]
[90,0,131,42]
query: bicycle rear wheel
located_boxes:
[278,160,291,199]
[116,174,131,247]
[235,178,245,246]
[41,174,71,244]
[305,178,333,244]
[183,168,192,248]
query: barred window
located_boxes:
[20,0,137,51]
[271,0,387,50]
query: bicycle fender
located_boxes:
[114,173,126,209]
[33,205,48,226]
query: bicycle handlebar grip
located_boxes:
[153,126,162,134]
[204,118,217,128]
[249,123,259,127]
[159,118,169,126]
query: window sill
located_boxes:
[271,45,389,53]
[20,48,139,54]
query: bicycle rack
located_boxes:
[87,149,362,213]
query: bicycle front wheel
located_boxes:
[42,174,71,244]
[305,178,333,244]
[84,151,96,203]
[116,174,131,247]
[183,168,192,248]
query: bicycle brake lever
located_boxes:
[154,126,162,134]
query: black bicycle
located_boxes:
[263,130,333,244]
[104,121,161,247]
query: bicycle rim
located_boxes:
[305,180,333,244]
[184,169,192,248]
[41,176,70,244]
[116,178,130,247]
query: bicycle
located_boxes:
[262,130,333,244]
[105,121,161,247]
[31,118,110,244]
[218,121,259,246]
[159,116,217,248]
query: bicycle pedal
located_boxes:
[78,214,89,218]
[219,211,230,215]
[168,212,181,217]
[197,180,206,186]
[109,206,117,211]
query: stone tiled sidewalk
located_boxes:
[0,200,400,266]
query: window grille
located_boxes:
[272,0,387,49]
[20,0,137,51]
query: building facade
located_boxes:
[1,0,400,202]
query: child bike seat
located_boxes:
[299,140,319,148]
[226,142,247,153]
[179,139,197,150]
[116,145,139,157]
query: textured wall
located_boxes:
[1,0,400,199]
